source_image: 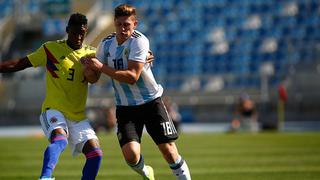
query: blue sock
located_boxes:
[81,148,103,180]
[40,135,68,178]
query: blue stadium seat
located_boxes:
[137,0,320,90]
[0,1,13,18]
[42,18,66,36]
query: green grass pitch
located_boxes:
[0,132,320,180]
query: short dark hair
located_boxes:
[67,13,88,26]
[114,4,136,19]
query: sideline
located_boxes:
[0,126,44,137]
[0,121,319,137]
[0,123,228,137]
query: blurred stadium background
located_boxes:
[0,0,320,133]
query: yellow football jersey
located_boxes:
[27,40,96,121]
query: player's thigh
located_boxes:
[39,109,68,140]
[145,97,178,144]
[67,119,99,156]
[116,106,144,147]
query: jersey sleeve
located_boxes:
[129,36,149,63]
[84,45,97,57]
[27,44,47,67]
[96,41,105,63]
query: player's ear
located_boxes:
[134,20,138,28]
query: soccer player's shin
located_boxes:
[40,135,68,178]
[82,148,103,180]
[169,155,191,180]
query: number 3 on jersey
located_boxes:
[161,121,177,136]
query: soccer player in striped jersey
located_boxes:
[0,13,102,180]
[82,4,191,180]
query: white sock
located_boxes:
[170,156,191,180]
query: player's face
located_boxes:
[67,24,88,50]
[114,15,137,44]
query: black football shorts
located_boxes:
[116,97,179,147]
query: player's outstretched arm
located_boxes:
[0,57,32,73]
[83,57,143,85]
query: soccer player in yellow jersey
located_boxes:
[0,13,102,180]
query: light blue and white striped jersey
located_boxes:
[96,30,163,106]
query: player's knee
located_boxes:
[124,154,140,165]
[122,142,140,164]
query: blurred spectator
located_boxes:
[87,106,116,133]
[0,82,4,99]
[230,93,259,132]
[163,96,182,133]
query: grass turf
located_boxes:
[0,132,320,180]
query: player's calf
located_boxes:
[40,135,68,179]
[82,147,103,180]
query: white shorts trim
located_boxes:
[39,109,98,156]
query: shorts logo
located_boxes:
[50,117,58,124]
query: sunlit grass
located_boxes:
[0,132,320,180]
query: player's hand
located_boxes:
[146,50,154,66]
[81,56,103,71]
[82,63,100,84]
[83,64,97,77]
